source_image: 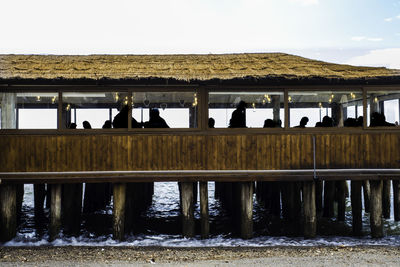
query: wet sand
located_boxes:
[1,246,400,266]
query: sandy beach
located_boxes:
[1,246,400,266]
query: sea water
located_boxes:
[4,182,400,247]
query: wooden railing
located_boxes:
[0,133,399,183]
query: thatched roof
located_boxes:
[1,53,400,85]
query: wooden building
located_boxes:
[1,53,400,241]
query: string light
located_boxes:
[192,92,198,107]
[288,96,292,103]
[114,93,119,102]
[374,96,378,103]
[318,102,323,109]
[124,96,128,105]
[36,96,41,102]
[65,104,71,111]
[51,96,56,104]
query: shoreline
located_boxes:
[1,246,400,266]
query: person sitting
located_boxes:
[344,118,357,127]
[321,116,333,127]
[229,100,246,128]
[83,121,92,129]
[143,108,169,128]
[102,120,112,129]
[370,112,395,127]
[208,118,215,128]
[112,105,141,128]
[295,117,309,128]
[68,122,77,129]
[263,119,275,128]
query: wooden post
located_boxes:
[34,184,46,217]
[0,185,17,242]
[193,182,198,205]
[337,180,347,221]
[16,184,24,222]
[393,180,400,221]
[272,95,280,124]
[181,182,195,237]
[239,182,253,239]
[49,184,62,241]
[83,183,108,213]
[382,180,391,219]
[113,183,126,241]
[200,181,209,239]
[323,181,335,218]
[370,180,383,238]
[351,180,362,236]
[303,181,316,238]
[1,92,16,129]
[363,180,371,213]
[62,183,82,236]
[315,180,323,216]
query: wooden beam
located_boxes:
[200,181,209,239]
[351,180,362,236]
[113,183,126,241]
[0,185,17,242]
[239,182,253,239]
[180,182,195,237]
[370,180,383,238]
[303,181,316,238]
[382,180,391,219]
[49,184,62,241]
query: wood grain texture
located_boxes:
[0,133,399,176]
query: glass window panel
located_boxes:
[367,90,400,127]
[131,91,198,128]
[208,91,284,128]
[1,92,58,129]
[62,92,128,129]
[289,91,362,127]
[19,109,57,129]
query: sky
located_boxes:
[1,0,400,68]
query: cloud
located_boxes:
[351,36,382,42]
[346,48,400,69]
[351,36,366,41]
[367,37,383,42]
[290,0,319,6]
[384,14,400,21]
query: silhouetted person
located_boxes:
[295,116,309,128]
[68,122,77,129]
[356,116,363,127]
[143,108,169,128]
[229,100,246,128]
[263,119,275,128]
[370,112,395,127]
[275,119,282,128]
[83,121,92,129]
[344,118,357,127]
[112,105,141,128]
[102,120,112,129]
[322,116,333,127]
[315,122,322,127]
[208,118,215,128]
